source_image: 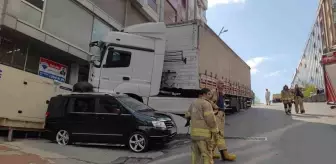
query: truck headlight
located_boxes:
[152,121,166,129]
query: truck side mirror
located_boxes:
[90,55,101,62]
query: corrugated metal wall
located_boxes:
[199,24,250,87]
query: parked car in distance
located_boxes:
[44,92,177,152]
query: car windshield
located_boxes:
[117,96,154,112]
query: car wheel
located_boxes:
[55,130,71,146]
[128,132,149,153]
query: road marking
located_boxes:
[147,153,190,164]
[225,136,268,141]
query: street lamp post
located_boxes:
[218,26,228,36]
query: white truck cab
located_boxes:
[89,22,166,102]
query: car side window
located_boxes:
[73,98,95,113]
[97,97,122,114]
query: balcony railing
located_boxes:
[148,0,157,12]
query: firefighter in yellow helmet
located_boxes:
[294,84,305,114]
[208,89,236,162]
[185,88,217,164]
[281,85,294,115]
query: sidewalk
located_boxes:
[0,144,52,164]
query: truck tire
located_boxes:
[236,100,241,112]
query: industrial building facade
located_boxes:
[0,0,207,86]
[291,0,336,90]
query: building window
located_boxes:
[315,55,318,60]
[90,18,113,55]
[165,0,177,23]
[313,42,316,48]
[19,1,43,27]
[304,64,307,68]
[104,50,131,68]
[316,68,319,73]
[182,0,187,8]
[148,0,157,12]
[24,0,44,10]
[0,36,28,71]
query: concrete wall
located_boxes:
[43,0,94,52]
[90,0,127,26]
[126,2,150,26]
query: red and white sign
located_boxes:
[38,58,68,82]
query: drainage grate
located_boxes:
[224,136,267,141]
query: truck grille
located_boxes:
[164,121,174,128]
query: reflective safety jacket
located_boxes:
[281,89,293,103]
[207,100,225,135]
[187,98,218,141]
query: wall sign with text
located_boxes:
[38,58,67,82]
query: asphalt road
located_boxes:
[1,103,335,164]
[149,103,336,164]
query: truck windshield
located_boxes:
[117,96,154,112]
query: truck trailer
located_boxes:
[321,51,336,107]
[89,20,252,114]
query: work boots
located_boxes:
[219,149,236,161]
[285,108,291,115]
[213,153,221,159]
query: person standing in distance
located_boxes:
[185,88,218,164]
[265,89,271,105]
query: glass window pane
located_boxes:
[12,47,27,70]
[0,38,15,66]
[91,18,111,55]
[19,2,42,27]
[24,0,44,10]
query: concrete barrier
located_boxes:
[303,94,326,102]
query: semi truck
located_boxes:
[272,94,281,103]
[89,20,252,114]
[0,21,252,139]
[321,51,336,107]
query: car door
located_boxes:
[66,96,98,143]
[95,96,126,143]
[99,49,133,91]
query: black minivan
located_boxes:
[44,92,177,152]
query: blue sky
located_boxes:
[206,0,319,102]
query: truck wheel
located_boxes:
[236,101,241,112]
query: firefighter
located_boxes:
[185,88,218,164]
[281,85,294,115]
[208,90,236,162]
[294,84,305,114]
